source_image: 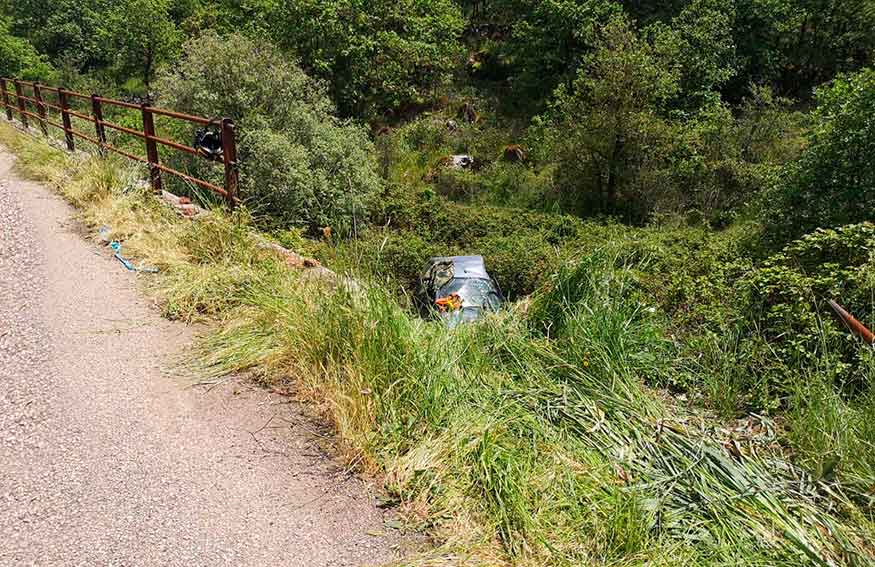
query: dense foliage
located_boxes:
[764,68,875,245]
[269,0,465,118]
[2,0,875,564]
[0,17,54,80]
[156,33,382,234]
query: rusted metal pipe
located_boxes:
[140,104,162,194]
[33,84,49,137]
[221,118,239,206]
[1,79,12,120]
[5,77,237,204]
[11,92,39,105]
[828,300,875,345]
[58,89,75,151]
[145,106,212,126]
[13,80,28,128]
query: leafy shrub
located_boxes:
[647,99,794,226]
[400,118,453,155]
[434,162,556,209]
[0,18,55,81]
[614,221,875,412]
[377,184,584,246]
[474,232,558,299]
[763,68,875,246]
[432,167,480,201]
[478,163,556,209]
[270,0,465,118]
[744,223,875,380]
[156,32,381,235]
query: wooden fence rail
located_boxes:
[0,77,238,205]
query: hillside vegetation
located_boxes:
[2,1,875,565]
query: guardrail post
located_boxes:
[141,104,162,193]
[90,94,106,154]
[32,84,49,137]
[221,118,239,206]
[0,79,12,121]
[58,89,75,151]
[13,80,28,128]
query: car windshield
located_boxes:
[437,278,501,311]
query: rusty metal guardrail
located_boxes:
[0,77,238,206]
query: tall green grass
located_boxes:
[191,250,875,565]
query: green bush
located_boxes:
[155,32,381,235]
[598,220,875,413]
[434,162,556,209]
[763,68,875,246]
[744,223,875,383]
[269,0,465,118]
[474,232,558,299]
[377,184,584,245]
[478,162,556,209]
[0,18,55,81]
[432,167,481,201]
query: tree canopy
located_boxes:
[764,68,875,244]
[269,0,465,118]
[156,32,382,234]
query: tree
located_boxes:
[176,0,276,36]
[763,68,875,245]
[551,17,679,219]
[730,0,875,100]
[268,0,464,119]
[102,0,182,92]
[0,0,110,73]
[0,18,55,81]
[156,33,382,234]
[648,0,738,108]
[621,0,687,24]
[780,0,875,96]
[501,0,623,107]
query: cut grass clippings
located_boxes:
[2,121,872,566]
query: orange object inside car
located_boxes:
[435,293,463,311]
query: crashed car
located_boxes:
[417,256,503,327]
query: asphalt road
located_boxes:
[0,150,401,566]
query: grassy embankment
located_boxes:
[2,121,873,566]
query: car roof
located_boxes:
[425,255,490,279]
